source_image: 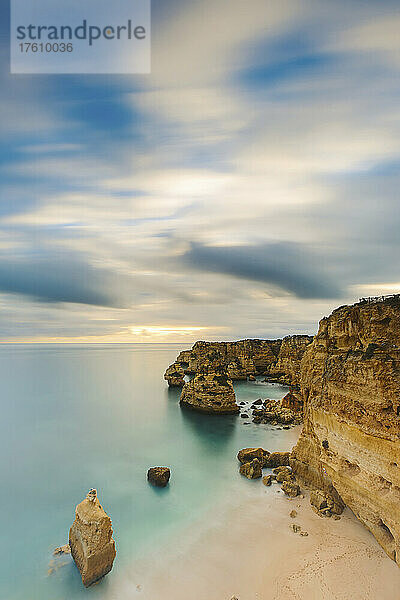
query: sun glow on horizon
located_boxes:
[0,325,227,344]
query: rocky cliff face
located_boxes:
[166,338,304,382]
[291,298,400,566]
[268,335,313,385]
[164,363,185,387]
[175,339,281,378]
[69,489,116,587]
[180,371,239,414]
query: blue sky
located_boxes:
[1,0,400,342]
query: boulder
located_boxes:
[310,490,344,516]
[164,363,185,387]
[265,452,290,468]
[180,372,239,414]
[275,468,294,483]
[147,467,171,487]
[272,465,291,475]
[239,459,262,479]
[237,447,267,465]
[69,489,116,588]
[251,398,302,426]
[262,475,274,486]
[281,481,300,497]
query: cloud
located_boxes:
[182,241,342,299]
[1,0,400,340]
[0,252,124,307]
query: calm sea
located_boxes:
[0,343,293,600]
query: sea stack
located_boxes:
[69,489,116,587]
[180,371,239,414]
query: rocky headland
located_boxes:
[165,295,400,568]
[291,296,400,565]
[165,337,310,384]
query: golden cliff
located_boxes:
[175,339,281,379]
[165,337,311,385]
[268,335,313,386]
[291,297,400,566]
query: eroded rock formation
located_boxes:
[147,467,171,487]
[165,336,312,386]
[69,489,116,587]
[167,339,282,381]
[291,297,400,565]
[251,398,302,426]
[164,364,185,387]
[239,458,263,479]
[267,335,313,385]
[180,371,239,414]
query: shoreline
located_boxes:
[107,466,400,600]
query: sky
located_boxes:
[1,0,400,343]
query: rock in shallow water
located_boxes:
[147,467,171,487]
[69,489,116,588]
[237,447,267,465]
[239,458,262,479]
[265,451,290,468]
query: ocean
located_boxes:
[0,343,294,600]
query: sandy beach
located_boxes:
[111,482,400,600]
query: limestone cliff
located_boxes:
[166,339,281,382]
[69,489,116,587]
[180,371,239,414]
[291,297,400,566]
[166,337,312,385]
[164,363,185,387]
[268,335,313,385]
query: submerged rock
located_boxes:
[180,371,239,414]
[69,489,116,588]
[53,544,71,556]
[239,458,262,479]
[147,467,171,487]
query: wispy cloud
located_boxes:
[1,0,400,340]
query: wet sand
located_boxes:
[110,483,400,600]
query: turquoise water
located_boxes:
[0,344,290,600]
